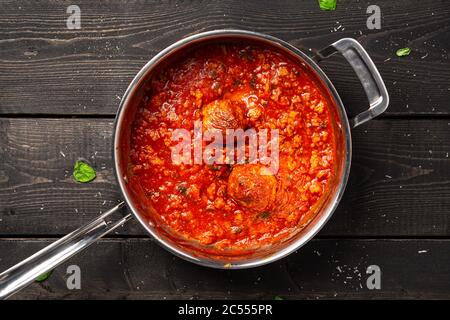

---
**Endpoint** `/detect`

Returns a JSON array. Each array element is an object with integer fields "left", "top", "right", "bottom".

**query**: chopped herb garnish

[
  {"left": 73, "top": 160, "right": 96, "bottom": 183},
  {"left": 231, "top": 226, "right": 242, "bottom": 234},
  {"left": 35, "top": 270, "right": 53, "bottom": 282},
  {"left": 239, "top": 50, "right": 254, "bottom": 61},
  {"left": 274, "top": 296, "right": 284, "bottom": 300},
  {"left": 319, "top": 0, "right": 337, "bottom": 11},
  {"left": 209, "top": 70, "right": 218, "bottom": 79},
  {"left": 396, "top": 47, "right": 411, "bottom": 57},
  {"left": 176, "top": 183, "right": 188, "bottom": 195},
  {"left": 211, "top": 81, "right": 221, "bottom": 91},
  {"left": 259, "top": 211, "right": 271, "bottom": 219},
  {"left": 249, "top": 76, "right": 257, "bottom": 89}
]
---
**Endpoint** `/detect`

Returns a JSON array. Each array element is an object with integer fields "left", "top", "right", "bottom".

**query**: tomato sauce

[{"left": 129, "top": 42, "right": 336, "bottom": 252}]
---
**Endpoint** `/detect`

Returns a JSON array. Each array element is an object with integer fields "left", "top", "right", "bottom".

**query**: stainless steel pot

[{"left": 0, "top": 30, "right": 389, "bottom": 299}]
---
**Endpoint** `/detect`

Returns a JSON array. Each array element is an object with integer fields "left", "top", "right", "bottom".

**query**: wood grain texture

[
  {"left": 1, "top": 118, "right": 449, "bottom": 237},
  {"left": 1, "top": 238, "right": 448, "bottom": 299},
  {"left": 0, "top": 0, "right": 449, "bottom": 115},
  {"left": 1, "top": 0, "right": 450, "bottom": 301}
]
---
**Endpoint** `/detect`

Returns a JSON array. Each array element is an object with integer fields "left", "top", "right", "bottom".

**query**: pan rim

[{"left": 113, "top": 29, "right": 352, "bottom": 269}]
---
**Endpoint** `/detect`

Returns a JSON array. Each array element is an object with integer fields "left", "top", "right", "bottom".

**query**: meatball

[
  {"left": 202, "top": 99, "right": 245, "bottom": 132},
  {"left": 227, "top": 164, "right": 277, "bottom": 212}
]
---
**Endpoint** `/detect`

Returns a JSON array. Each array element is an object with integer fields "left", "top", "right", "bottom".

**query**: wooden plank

[
  {"left": 0, "top": 238, "right": 448, "bottom": 299},
  {"left": 0, "top": 0, "right": 449, "bottom": 115},
  {"left": 1, "top": 118, "right": 449, "bottom": 237}
]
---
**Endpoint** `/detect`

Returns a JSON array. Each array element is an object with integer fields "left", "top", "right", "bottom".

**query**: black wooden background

[{"left": 0, "top": 0, "right": 449, "bottom": 299}]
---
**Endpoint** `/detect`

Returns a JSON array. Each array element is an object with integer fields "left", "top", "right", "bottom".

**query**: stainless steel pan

[{"left": 0, "top": 30, "right": 389, "bottom": 299}]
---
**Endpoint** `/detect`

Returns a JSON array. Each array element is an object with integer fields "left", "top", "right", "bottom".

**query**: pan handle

[
  {"left": 315, "top": 38, "right": 389, "bottom": 128},
  {"left": 0, "top": 201, "right": 131, "bottom": 299}
]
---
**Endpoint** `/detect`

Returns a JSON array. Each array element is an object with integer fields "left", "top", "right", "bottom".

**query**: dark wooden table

[{"left": 1, "top": 0, "right": 449, "bottom": 299}]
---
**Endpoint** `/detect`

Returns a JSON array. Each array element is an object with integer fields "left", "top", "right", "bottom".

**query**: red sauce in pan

[{"left": 129, "top": 42, "right": 336, "bottom": 252}]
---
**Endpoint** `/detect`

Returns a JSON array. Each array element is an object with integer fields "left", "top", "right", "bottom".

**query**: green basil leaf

[
  {"left": 73, "top": 160, "right": 96, "bottom": 183},
  {"left": 319, "top": 0, "right": 337, "bottom": 11},
  {"left": 396, "top": 47, "right": 411, "bottom": 57},
  {"left": 35, "top": 270, "right": 53, "bottom": 282}
]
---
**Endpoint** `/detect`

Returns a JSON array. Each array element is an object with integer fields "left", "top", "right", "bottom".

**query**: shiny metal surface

[
  {"left": 316, "top": 38, "right": 390, "bottom": 128},
  {"left": 0, "top": 202, "right": 131, "bottom": 299},
  {"left": 0, "top": 30, "right": 389, "bottom": 299},
  {"left": 114, "top": 30, "right": 382, "bottom": 269}
]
